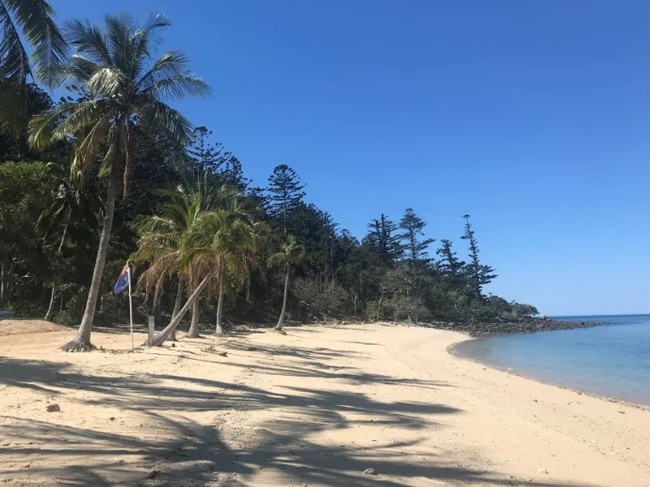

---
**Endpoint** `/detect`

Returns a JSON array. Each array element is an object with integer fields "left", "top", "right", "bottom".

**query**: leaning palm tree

[
  {"left": 267, "top": 234, "right": 304, "bottom": 332},
  {"left": 0, "top": 0, "right": 68, "bottom": 136},
  {"left": 29, "top": 13, "right": 209, "bottom": 351}
]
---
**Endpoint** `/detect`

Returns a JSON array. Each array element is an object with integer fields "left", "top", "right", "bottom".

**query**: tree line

[{"left": 0, "top": 2, "right": 538, "bottom": 350}]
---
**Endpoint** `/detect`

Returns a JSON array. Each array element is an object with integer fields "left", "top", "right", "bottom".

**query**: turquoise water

[{"left": 453, "top": 315, "right": 650, "bottom": 405}]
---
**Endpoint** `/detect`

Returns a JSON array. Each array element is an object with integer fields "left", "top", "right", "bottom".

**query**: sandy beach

[{"left": 0, "top": 320, "right": 648, "bottom": 487}]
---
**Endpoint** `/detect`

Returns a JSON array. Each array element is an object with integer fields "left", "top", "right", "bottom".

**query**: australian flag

[{"left": 113, "top": 263, "right": 130, "bottom": 294}]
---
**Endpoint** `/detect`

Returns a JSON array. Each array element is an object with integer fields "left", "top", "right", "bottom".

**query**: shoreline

[
  {"left": 446, "top": 335, "right": 650, "bottom": 411},
  {"left": 2, "top": 319, "right": 649, "bottom": 486}
]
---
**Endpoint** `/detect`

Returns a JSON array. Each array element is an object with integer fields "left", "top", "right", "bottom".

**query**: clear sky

[{"left": 50, "top": 0, "right": 650, "bottom": 316}]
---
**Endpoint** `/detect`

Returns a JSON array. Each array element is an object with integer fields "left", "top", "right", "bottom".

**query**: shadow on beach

[{"left": 0, "top": 341, "right": 594, "bottom": 487}]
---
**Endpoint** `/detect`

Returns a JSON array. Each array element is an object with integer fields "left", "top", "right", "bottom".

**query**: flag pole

[{"left": 127, "top": 261, "right": 134, "bottom": 351}]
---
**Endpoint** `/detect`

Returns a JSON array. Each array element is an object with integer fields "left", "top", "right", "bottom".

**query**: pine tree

[
  {"left": 266, "top": 164, "right": 306, "bottom": 235},
  {"left": 364, "top": 213, "right": 403, "bottom": 266},
  {"left": 187, "top": 126, "right": 222, "bottom": 175},
  {"left": 436, "top": 239, "right": 464, "bottom": 278},
  {"left": 398, "top": 208, "right": 434, "bottom": 263},
  {"left": 461, "top": 214, "right": 497, "bottom": 298}
]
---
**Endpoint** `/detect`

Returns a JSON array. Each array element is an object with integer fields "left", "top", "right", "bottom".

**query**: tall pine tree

[
  {"left": 436, "top": 239, "right": 464, "bottom": 278},
  {"left": 398, "top": 208, "right": 434, "bottom": 263},
  {"left": 266, "top": 164, "right": 306, "bottom": 235},
  {"left": 461, "top": 214, "right": 497, "bottom": 298},
  {"left": 364, "top": 213, "right": 402, "bottom": 266}
]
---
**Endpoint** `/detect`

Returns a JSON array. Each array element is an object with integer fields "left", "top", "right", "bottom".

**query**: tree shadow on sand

[{"left": 0, "top": 353, "right": 595, "bottom": 487}]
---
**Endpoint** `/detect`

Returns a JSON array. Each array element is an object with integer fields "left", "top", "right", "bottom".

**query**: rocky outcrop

[{"left": 426, "top": 317, "right": 601, "bottom": 337}]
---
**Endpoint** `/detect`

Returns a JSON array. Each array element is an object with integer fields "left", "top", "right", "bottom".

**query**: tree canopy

[{"left": 0, "top": 8, "right": 539, "bottom": 348}]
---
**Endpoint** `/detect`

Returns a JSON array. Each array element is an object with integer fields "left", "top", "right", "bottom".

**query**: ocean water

[{"left": 453, "top": 315, "right": 650, "bottom": 405}]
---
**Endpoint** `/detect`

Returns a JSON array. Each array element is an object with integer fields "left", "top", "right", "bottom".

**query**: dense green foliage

[{"left": 0, "top": 8, "right": 538, "bottom": 340}]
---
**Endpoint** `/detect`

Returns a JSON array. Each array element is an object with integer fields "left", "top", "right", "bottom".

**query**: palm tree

[
  {"left": 144, "top": 202, "right": 261, "bottom": 347},
  {"left": 29, "top": 13, "right": 209, "bottom": 351},
  {"left": 267, "top": 234, "right": 304, "bottom": 331},
  {"left": 131, "top": 173, "right": 214, "bottom": 338},
  {"left": 0, "top": 0, "right": 68, "bottom": 136},
  {"left": 193, "top": 201, "right": 261, "bottom": 336}
]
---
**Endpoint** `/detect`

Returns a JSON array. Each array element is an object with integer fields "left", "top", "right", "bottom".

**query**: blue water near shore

[{"left": 453, "top": 315, "right": 650, "bottom": 405}]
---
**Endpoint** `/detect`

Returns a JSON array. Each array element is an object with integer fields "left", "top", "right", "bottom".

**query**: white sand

[{"left": 0, "top": 320, "right": 648, "bottom": 486}]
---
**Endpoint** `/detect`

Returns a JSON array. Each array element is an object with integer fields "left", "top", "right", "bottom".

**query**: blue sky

[{"left": 51, "top": 1, "right": 650, "bottom": 316}]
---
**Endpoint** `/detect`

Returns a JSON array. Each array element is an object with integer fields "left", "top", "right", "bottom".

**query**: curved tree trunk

[
  {"left": 172, "top": 279, "right": 183, "bottom": 318},
  {"left": 44, "top": 286, "right": 57, "bottom": 322},
  {"left": 187, "top": 292, "right": 201, "bottom": 338},
  {"left": 169, "top": 279, "right": 184, "bottom": 341},
  {"left": 275, "top": 264, "right": 290, "bottom": 331},
  {"left": 45, "top": 214, "right": 70, "bottom": 321},
  {"left": 153, "top": 282, "right": 163, "bottom": 328},
  {"left": 63, "top": 171, "right": 119, "bottom": 352},
  {"left": 145, "top": 275, "right": 210, "bottom": 347},
  {"left": 215, "top": 272, "right": 225, "bottom": 336}
]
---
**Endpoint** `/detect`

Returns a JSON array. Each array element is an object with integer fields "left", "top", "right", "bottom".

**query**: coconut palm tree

[
  {"left": 143, "top": 201, "right": 261, "bottom": 347},
  {"left": 267, "top": 234, "right": 304, "bottom": 332},
  {"left": 29, "top": 13, "right": 209, "bottom": 351},
  {"left": 131, "top": 173, "right": 215, "bottom": 338},
  {"left": 202, "top": 207, "right": 260, "bottom": 336},
  {"left": 0, "top": 0, "right": 68, "bottom": 136}
]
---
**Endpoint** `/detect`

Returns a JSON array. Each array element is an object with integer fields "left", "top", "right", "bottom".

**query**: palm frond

[
  {"left": 3, "top": 0, "right": 69, "bottom": 86},
  {"left": 55, "top": 99, "right": 109, "bottom": 136},
  {"left": 0, "top": 2, "right": 30, "bottom": 80},
  {"left": 64, "top": 18, "right": 111, "bottom": 66},
  {"left": 129, "top": 12, "right": 170, "bottom": 79},
  {"left": 70, "top": 117, "right": 110, "bottom": 176},
  {"left": 28, "top": 101, "right": 75, "bottom": 149},
  {"left": 65, "top": 55, "right": 100, "bottom": 84},
  {"left": 86, "top": 66, "right": 126, "bottom": 96},
  {"left": 136, "top": 99, "right": 194, "bottom": 145},
  {"left": 104, "top": 13, "right": 134, "bottom": 74},
  {"left": 137, "top": 51, "right": 188, "bottom": 88},
  {"left": 143, "top": 73, "right": 210, "bottom": 102}
]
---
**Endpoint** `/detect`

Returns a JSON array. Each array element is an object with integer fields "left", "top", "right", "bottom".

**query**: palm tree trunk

[
  {"left": 0, "top": 259, "right": 6, "bottom": 308},
  {"left": 187, "top": 291, "right": 201, "bottom": 338},
  {"left": 172, "top": 279, "right": 183, "bottom": 318},
  {"left": 146, "top": 275, "right": 210, "bottom": 347},
  {"left": 276, "top": 264, "right": 290, "bottom": 331},
  {"left": 169, "top": 279, "right": 184, "bottom": 341},
  {"left": 63, "top": 171, "right": 118, "bottom": 352},
  {"left": 44, "top": 286, "right": 57, "bottom": 321},
  {"left": 215, "top": 272, "right": 225, "bottom": 336},
  {"left": 153, "top": 282, "right": 163, "bottom": 328},
  {"left": 45, "top": 215, "right": 70, "bottom": 321}
]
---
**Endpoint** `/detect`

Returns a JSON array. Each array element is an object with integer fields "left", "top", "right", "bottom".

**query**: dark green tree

[
  {"left": 398, "top": 208, "right": 434, "bottom": 263},
  {"left": 461, "top": 214, "right": 497, "bottom": 298},
  {"left": 267, "top": 164, "right": 305, "bottom": 235},
  {"left": 0, "top": 161, "right": 54, "bottom": 308},
  {"left": 363, "top": 214, "right": 402, "bottom": 266},
  {"left": 38, "top": 162, "right": 99, "bottom": 321},
  {"left": 436, "top": 239, "right": 464, "bottom": 279},
  {"left": 0, "top": 84, "right": 54, "bottom": 160}
]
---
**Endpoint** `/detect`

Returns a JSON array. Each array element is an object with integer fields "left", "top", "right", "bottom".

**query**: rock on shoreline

[{"left": 427, "top": 317, "right": 602, "bottom": 337}]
